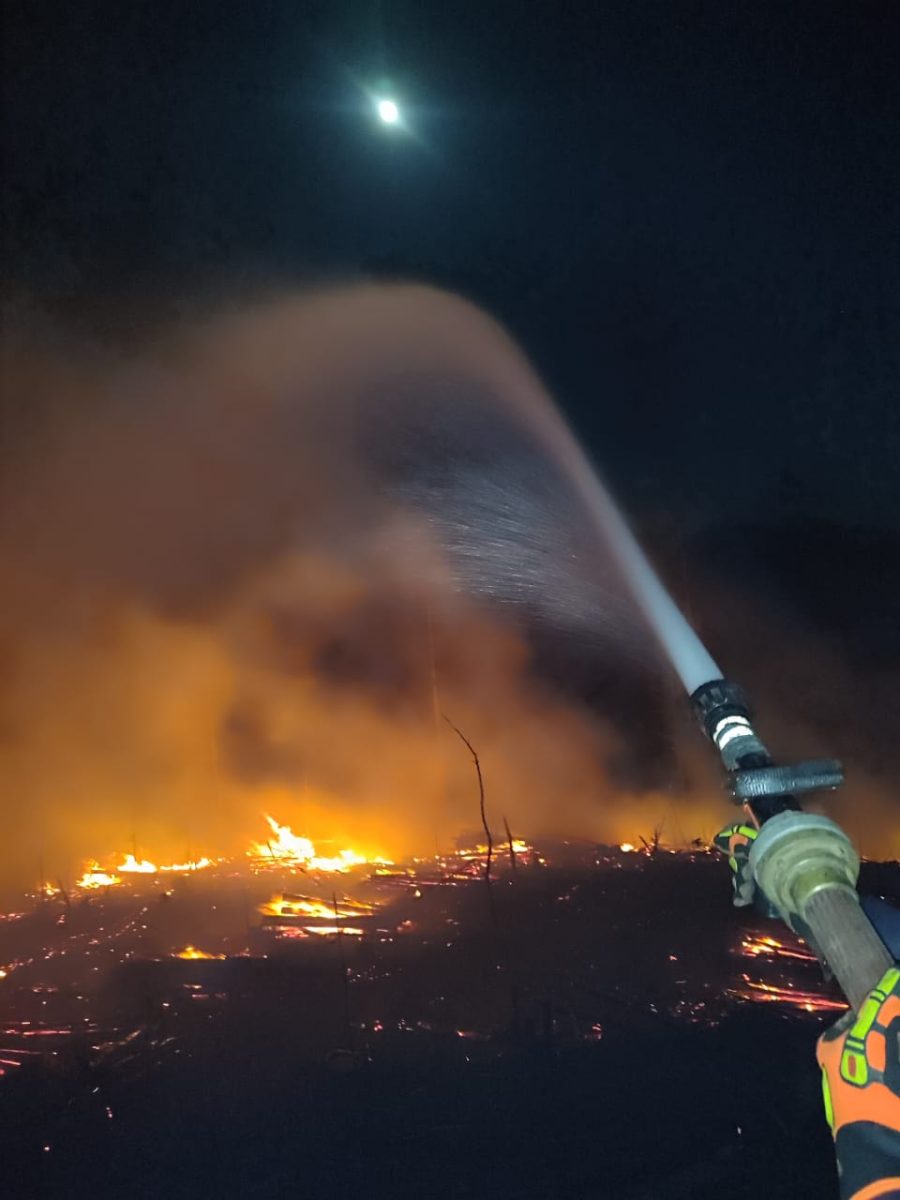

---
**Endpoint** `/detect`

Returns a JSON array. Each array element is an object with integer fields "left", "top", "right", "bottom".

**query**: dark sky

[{"left": 3, "top": 0, "right": 899, "bottom": 527}]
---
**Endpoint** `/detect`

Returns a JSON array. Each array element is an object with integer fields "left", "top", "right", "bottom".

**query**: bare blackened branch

[
  {"left": 502, "top": 815, "right": 518, "bottom": 875},
  {"left": 443, "top": 714, "right": 493, "bottom": 887}
]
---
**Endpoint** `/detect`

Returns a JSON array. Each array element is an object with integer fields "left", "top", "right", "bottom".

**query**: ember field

[{"left": 3, "top": 845, "right": 896, "bottom": 1200}]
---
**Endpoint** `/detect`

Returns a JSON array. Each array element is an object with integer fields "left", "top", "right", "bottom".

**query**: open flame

[
  {"left": 71, "top": 809, "right": 378, "bottom": 890},
  {"left": 118, "top": 854, "right": 157, "bottom": 874},
  {"left": 72, "top": 850, "right": 215, "bottom": 890},
  {"left": 174, "top": 945, "right": 226, "bottom": 960},
  {"left": 160, "top": 858, "right": 213, "bottom": 873},
  {"left": 248, "top": 815, "right": 378, "bottom": 873},
  {"left": 75, "top": 863, "right": 121, "bottom": 889}
]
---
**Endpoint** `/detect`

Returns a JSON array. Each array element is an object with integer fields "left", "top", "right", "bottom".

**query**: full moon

[{"left": 376, "top": 98, "right": 400, "bottom": 125}]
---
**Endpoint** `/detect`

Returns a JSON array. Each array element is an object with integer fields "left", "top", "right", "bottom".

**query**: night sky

[{"left": 3, "top": 0, "right": 899, "bottom": 529}]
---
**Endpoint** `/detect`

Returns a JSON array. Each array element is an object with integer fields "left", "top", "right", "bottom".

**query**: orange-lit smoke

[
  {"left": 0, "top": 285, "right": 694, "bottom": 896},
  {"left": 1, "top": 283, "right": 891, "bottom": 898}
]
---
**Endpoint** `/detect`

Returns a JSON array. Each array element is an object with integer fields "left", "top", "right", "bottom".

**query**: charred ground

[{"left": 4, "top": 846, "right": 895, "bottom": 1199}]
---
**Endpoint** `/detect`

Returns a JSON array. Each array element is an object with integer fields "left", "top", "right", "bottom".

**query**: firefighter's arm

[{"left": 818, "top": 966, "right": 900, "bottom": 1200}]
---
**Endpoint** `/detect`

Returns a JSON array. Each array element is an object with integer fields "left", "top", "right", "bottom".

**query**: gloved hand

[
  {"left": 713, "top": 819, "right": 760, "bottom": 907},
  {"left": 818, "top": 965, "right": 900, "bottom": 1199}
]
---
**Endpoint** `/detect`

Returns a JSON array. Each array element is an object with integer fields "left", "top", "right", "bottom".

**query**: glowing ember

[
  {"left": 303, "top": 926, "right": 365, "bottom": 937},
  {"left": 619, "top": 843, "right": 636, "bottom": 853},
  {"left": 734, "top": 930, "right": 844, "bottom": 1013},
  {"left": 248, "top": 815, "right": 373, "bottom": 873},
  {"left": 75, "top": 863, "right": 121, "bottom": 890},
  {"left": 464, "top": 838, "right": 531, "bottom": 858},
  {"left": 730, "top": 976, "right": 847, "bottom": 1013},
  {"left": 174, "top": 945, "right": 225, "bottom": 960},
  {"left": 739, "top": 933, "right": 816, "bottom": 963}
]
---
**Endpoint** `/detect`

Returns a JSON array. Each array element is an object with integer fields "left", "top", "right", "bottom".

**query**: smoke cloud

[
  {"left": 0, "top": 284, "right": 694, "bottom": 897},
  {"left": 2, "top": 282, "right": 892, "bottom": 899}
]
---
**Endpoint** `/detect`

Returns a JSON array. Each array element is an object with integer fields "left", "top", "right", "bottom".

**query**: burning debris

[
  {"left": 174, "top": 945, "right": 226, "bottom": 960},
  {"left": 3, "top": 827, "right": 891, "bottom": 1200},
  {"left": 257, "top": 894, "right": 377, "bottom": 921},
  {"left": 75, "top": 864, "right": 122, "bottom": 890},
  {"left": 247, "top": 815, "right": 378, "bottom": 874},
  {"left": 257, "top": 892, "right": 381, "bottom": 941},
  {"left": 4, "top": 835, "right": 870, "bottom": 1044}
]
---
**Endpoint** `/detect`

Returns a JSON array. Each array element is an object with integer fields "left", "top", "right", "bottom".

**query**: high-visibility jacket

[{"left": 818, "top": 966, "right": 900, "bottom": 1199}]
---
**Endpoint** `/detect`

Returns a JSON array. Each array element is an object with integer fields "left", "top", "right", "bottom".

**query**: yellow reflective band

[
  {"left": 820, "top": 1067, "right": 835, "bottom": 1133},
  {"left": 728, "top": 855, "right": 737, "bottom": 871},
  {"left": 877, "top": 966, "right": 900, "bottom": 995},
  {"left": 850, "top": 995, "right": 883, "bottom": 1042},
  {"left": 737, "top": 825, "right": 757, "bottom": 840}
]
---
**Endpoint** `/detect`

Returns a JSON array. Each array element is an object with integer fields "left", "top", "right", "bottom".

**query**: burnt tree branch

[{"left": 443, "top": 714, "right": 493, "bottom": 887}]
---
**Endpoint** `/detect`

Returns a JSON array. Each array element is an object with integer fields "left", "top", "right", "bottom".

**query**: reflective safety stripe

[
  {"left": 852, "top": 995, "right": 886, "bottom": 1043},
  {"left": 821, "top": 1066, "right": 835, "bottom": 1133},
  {"left": 841, "top": 967, "right": 900, "bottom": 1087},
  {"left": 716, "top": 724, "right": 754, "bottom": 750},
  {"left": 712, "top": 716, "right": 753, "bottom": 746}
]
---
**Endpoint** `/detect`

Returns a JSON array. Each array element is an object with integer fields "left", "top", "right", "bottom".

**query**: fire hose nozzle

[
  {"left": 691, "top": 681, "right": 841, "bottom": 817},
  {"left": 749, "top": 811, "right": 892, "bottom": 1011},
  {"left": 690, "top": 679, "right": 771, "bottom": 770}
]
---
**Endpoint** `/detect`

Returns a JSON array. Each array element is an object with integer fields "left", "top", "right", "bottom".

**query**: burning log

[{"left": 257, "top": 894, "right": 377, "bottom": 921}]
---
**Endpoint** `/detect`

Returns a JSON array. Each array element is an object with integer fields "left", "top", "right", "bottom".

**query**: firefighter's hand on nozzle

[
  {"left": 817, "top": 966, "right": 900, "bottom": 1199},
  {"left": 713, "top": 820, "right": 759, "bottom": 907}
]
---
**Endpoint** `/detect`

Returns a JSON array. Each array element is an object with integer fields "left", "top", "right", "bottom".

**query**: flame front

[{"left": 69, "top": 813, "right": 378, "bottom": 892}]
